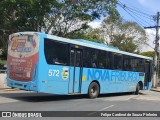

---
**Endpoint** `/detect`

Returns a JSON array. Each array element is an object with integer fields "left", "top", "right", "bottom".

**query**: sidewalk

[
  {"left": 0, "top": 88, "right": 19, "bottom": 92},
  {"left": 151, "top": 87, "right": 160, "bottom": 92}
]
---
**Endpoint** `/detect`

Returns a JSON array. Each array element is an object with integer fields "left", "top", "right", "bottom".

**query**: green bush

[
  {"left": 0, "top": 59, "right": 7, "bottom": 65},
  {"left": 140, "top": 51, "right": 154, "bottom": 57},
  {"left": 0, "top": 48, "right": 7, "bottom": 60}
]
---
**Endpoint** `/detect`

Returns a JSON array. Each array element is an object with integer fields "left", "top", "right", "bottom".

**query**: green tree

[
  {"left": 0, "top": 30, "right": 9, "bottom": 60},
  {"left": 0, "top": 0, "right": 54, "bottom": 32},
  {"left": 68, "top": 28, "right": 104, "bottom": 43},
  {"left": 101, "top": 17, "right": 147, "bottom": 52},
  {"left": 44, "top": 0, "right": 119, "bottom": 36},
  {"left": 140, "top": 51, "right": 154, "bottom": 57},
  {"left": 110, "top": 34, "right": 137, "bottom": 52},
  {"left": 0, "top": 0, "right": 119, "bottom": 35},
  {"left": 0, "top": 0, "right": 119, "bottom": 59}
]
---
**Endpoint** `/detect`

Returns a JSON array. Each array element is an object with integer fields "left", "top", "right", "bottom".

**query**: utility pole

[{"left": 144, "top": 12, "right": 160, "bottom": 88}]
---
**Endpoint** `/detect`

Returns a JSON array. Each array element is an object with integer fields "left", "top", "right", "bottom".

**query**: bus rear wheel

[
  {"left": 88, "top": 82, "right": 99, "bottom": 99},
  {"left": 135, "top": 83, "right": 140, "bottom": 95}
]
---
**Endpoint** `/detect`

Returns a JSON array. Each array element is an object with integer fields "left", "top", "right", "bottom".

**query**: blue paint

[
  {"left": 121, "top": 72, "right": 126, "bottom": 81},
  {"left": 111, "top": 70, "right": 117, "bottom": 81},
  {"left": 88, "top": 69, "right": 110, "bottom": 81},
  {"left": 87, "top": 69, "right": 140, "bottom": 82}
]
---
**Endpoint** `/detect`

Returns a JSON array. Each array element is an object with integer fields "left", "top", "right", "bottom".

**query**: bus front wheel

[
  {"left": 135, "top": 83, "right": 140, "bottom": 95},
  {"left": 88, "top": 82, "right": 99, "bottom": 99}
]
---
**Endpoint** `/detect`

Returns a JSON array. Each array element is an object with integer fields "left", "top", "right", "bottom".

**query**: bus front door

[
  {"left": 69, "top": 48, "right": 83, "bottom": 93},
  {"left": 144, "top": 61, "right": 151, "bottom": 89}
]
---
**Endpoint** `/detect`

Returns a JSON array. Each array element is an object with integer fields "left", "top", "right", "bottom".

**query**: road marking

[
  {"left": 98, "top": 105, "right": 115, "bottom": 111},
  {"left": 97, "top": 95, "right": 138, "bottom": 101},
  {"left": 88, "top": 105, "right": 114, "bottom": 116},
  {"left": 125, "top": 95, "right": 137, "bottom": 101}
]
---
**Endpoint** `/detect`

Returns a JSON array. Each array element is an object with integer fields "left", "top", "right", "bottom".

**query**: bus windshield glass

[{"left": 7, "top": 33, "right": 39, "bottom": 81}]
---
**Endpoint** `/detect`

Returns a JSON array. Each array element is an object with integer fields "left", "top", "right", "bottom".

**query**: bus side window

[
  {"left": 106, "top": 52, "right": 112, "bottom": 69},
  {"left": 92, "top": 62, "right": 97, "bottom": 68},
  {"left": 113, "top": 53, "right": 122, "bottom": 70},
  {"left": 99, "top": 63, "right": 104, "bottom": 68},
  {"left": 83, "top": 47, "right": 98, "bottom": 68},
  {"left": 44, "top": 38, "right": 69, "bottom": 66},
  {"left": 97, "top": 50, "right": 106, "bottom": 69},
  {"left": 137, "top": 59, "right": 144, "bottom": 72},
  {"left": 130, "top": 58, "right": 137, "bottom": 71},
  {"left": 83, "top": 47, "right": 92, "bottom": 68},
  {"left": 123, "top": 55, "right": 132, "bottom": 71}
]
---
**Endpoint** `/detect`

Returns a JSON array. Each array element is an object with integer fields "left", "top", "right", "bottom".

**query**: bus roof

[
  {"left": 11, "top": 32, "right": 153, "bottom": 60},
  {"left": 74, "top": 39, "right": 153, "bottom": 60},
  {"left": 75, "top": 39, "right": 119, "bottom": 50}
]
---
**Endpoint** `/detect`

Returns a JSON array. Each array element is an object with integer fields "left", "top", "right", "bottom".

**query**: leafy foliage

[
  {"left": 100, "top": 17, "right": 147, "bottom": 52},
  {"left": 110, "top": 34, "right": 137, "bottom": 52},
  {"left": 140, "top": 51, "right": 154, "bottom": 57},
  {"left": 0, "top": 48, "right": 7, "bottom": 60},
  {"left": 0, "top": 0, "right": 119, "bottom": 59},
  {"left": 0, "top": 0, "right": 119, "bottom": 34},
  {"left": 67, "top": 28, "right": 104, "bottom": 43}
]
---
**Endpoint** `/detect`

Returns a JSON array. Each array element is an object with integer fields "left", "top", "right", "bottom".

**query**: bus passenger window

[
  {"left": 83, "top": 47, "right": 98, "bottom": 68},
  {"left": 136, "top": 59, "right": 144, "bottom": 72},
  {"left": 75, "top": 51, "right": 81, "bottom": 67},
  {"left": 92, "top": 62, "right": 96, "bottom": 68},
  {"left": 99, "top": 63, "right": 104, "bottom": 68},
  {"left": 97, "top": 50, "right": 107, "bottom": 69},
  {"left": 123, "top": 55, "right": 132, "bottom": 71},
  {"left": 130, "top": 58, "right": 144, "bottom": 72},
  {"left": 83, "top": 48, "right": 92, "bottom": 68},
  {"left": 44, "top": 39, "right": 69, "bottom": 65},
  {"left": 113, "top": 53, "right": 122, "bottom": 70}
]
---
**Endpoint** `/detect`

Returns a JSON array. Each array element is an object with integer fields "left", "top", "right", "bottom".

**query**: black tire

[
  {"left": 88, "top": 82, "right": 99, "bottom": 99},
  {"left": 135, "top": 83, "right": 140, "bottom": 95}
]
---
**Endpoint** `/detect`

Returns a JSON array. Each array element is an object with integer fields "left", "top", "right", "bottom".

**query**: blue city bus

[{"left": 7, "top": 32, "right": 153, "bottom": 98}]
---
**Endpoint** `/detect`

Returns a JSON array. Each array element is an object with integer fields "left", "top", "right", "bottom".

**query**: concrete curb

[
  {"left": 0, "top": 88, "right": 19, "bottom": 92},
  {"left": 150, "top": 88, "right": 160, "bottom": 92}
]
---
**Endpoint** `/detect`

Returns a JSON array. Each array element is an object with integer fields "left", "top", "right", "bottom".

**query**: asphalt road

[{"left": 0, "top": 90, "right": 160, "bottom": 120}]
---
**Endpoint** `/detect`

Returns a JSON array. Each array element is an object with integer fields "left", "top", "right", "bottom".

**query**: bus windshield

[{"left": 7, "top": 33, "right": 39, "bottom": 82}]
